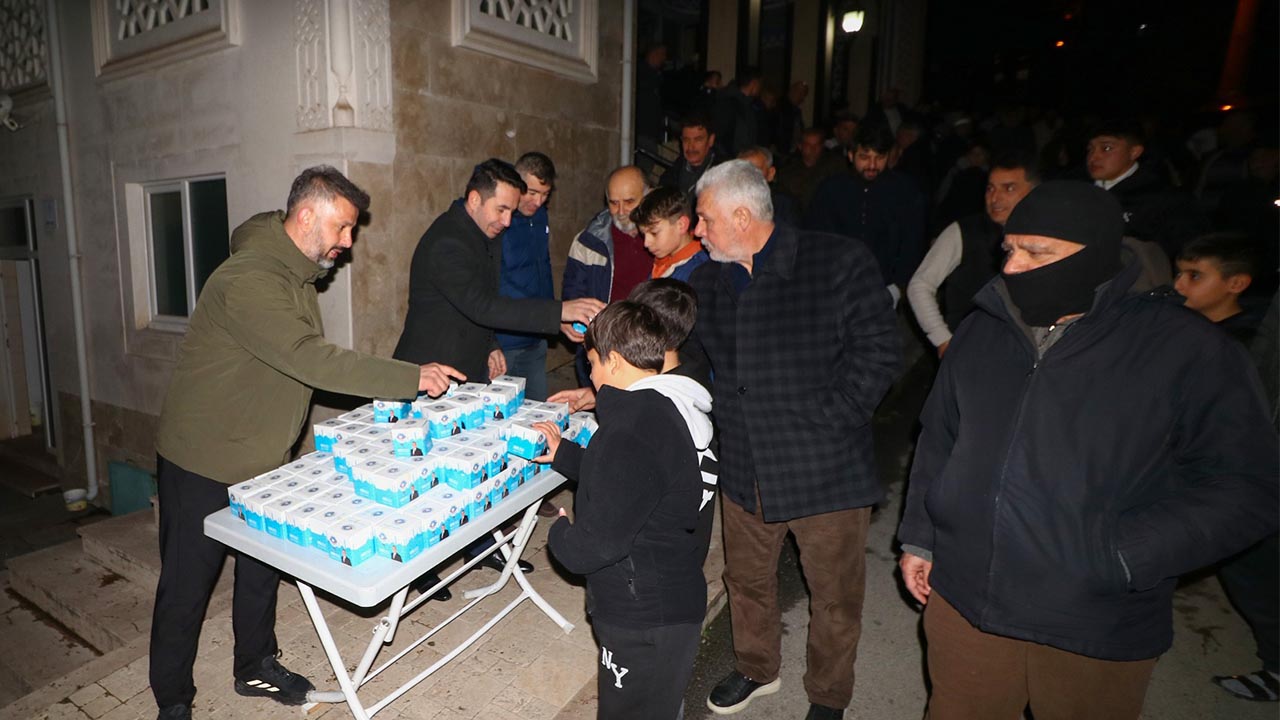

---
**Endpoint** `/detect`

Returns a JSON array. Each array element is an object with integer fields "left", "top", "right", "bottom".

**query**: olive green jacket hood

[{"left": 157, "top": 211, "right": 418, "bottom": 484}]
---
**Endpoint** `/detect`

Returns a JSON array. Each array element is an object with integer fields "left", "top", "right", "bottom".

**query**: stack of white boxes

[{"left": 226, "top": 376, "right": 595, "bottom": 568}]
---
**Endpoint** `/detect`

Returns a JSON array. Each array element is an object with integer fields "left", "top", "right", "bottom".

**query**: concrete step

[
  {"left": 78, "top": 509, "right": 235, "bottom": 603},
  {"left": 0, "top": 570, "right": 99, "bottom": 708},
  {"left": 78, "top": 510, "right": 161, "bottom": 590},
  {"left": 7, "top": 541, "right": 153, "bottom": 654}
]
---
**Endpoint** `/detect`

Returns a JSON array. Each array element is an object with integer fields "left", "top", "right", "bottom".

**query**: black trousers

[
  {"left": 593, "top": 619, "right": 701, "bottom": 720},
  {"left": 1218, "top": 532, "right": 1280, "bottom": 672},
  {"left": 150, "top": 456, "right": 280, "bottom": 708}
]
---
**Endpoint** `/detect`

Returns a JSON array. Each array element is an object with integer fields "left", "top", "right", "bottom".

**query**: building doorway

[{"left": 0, "top": 197, "right": 55, "bottom": 454}]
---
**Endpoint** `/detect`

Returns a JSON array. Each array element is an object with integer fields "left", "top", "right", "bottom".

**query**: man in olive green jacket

[{"left": 150, "top": 167, "right": 461, "bottom": 720}]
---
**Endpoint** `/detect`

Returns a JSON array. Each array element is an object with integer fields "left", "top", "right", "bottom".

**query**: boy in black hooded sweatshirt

[{"left": 533, "top": 300, "right": 714, "bottom": 720}]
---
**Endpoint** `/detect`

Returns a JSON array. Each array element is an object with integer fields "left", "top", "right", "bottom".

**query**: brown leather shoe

[{"left": 536, "top": 499, "right": 558, "bottom": 517}]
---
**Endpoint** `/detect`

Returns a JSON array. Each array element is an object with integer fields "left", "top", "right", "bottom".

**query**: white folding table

[{"left": 204, "top": 470, "right": 573, "bottom": 720}]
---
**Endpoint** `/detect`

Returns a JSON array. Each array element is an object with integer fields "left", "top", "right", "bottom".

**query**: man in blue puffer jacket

[
  {"left": 497, "top": 152, "right": 558, "bottom": 401},
  {"left": 897, "top": 181, "right": 1279, "bottom": 720}
]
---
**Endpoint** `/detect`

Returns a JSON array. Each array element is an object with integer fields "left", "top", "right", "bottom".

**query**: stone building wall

[
  {"left": 346, "top": 0, "right": 624, "bottom": 359},
  {"left": 1, "top": 0, "right": 622, "bottom": 499}
]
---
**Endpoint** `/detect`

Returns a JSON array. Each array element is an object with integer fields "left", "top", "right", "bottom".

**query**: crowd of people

[{"left": 146, "top": 61, "right": 1278, "bottom": 720}]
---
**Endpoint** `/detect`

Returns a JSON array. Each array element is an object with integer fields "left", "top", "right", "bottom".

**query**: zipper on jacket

[{"left": 981, "top": 321, "right": 1075, "bottom": 625}]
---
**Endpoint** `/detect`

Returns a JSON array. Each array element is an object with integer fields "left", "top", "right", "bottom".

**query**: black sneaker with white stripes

[{"left": 233, "top": 654, "right": 314, "bottom": 705}]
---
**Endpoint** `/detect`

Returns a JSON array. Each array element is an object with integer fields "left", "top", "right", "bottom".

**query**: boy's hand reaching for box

[{"left": 531, "top": 421, "right": 562, "bottom": 463}]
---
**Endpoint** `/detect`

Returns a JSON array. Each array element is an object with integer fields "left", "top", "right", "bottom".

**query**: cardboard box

[
  {"left": 534, "top": 401, "right": 570, "bottom": 430},
  {"left": 399, "top": 453, "right": 444, "bottom": 495},
  {"left": 411, "top": 501, "right": 447, "bottom": 547},
  {"left": 252, "top": 468, "right": 296, "bottom": 485},
  {"left": 370, "top": 461, "right": 417, "bottom": 507},
  {"left": 349, "top": 458, "right": 388, "bottom": 500},
  {"left": 427, "top": 488, "right": 466, "bottom": 532},
  {"left": 571, "top": 411, "right": 599, "bottom": 447},
  {"left": 227, "top": 479, "right": 264, "bottom": 521},
  {"left": 292, "top": 501, "right": 331, "bottom": 546},
  {"left": 375, "top": 514, "right": 424, "bottom": 562},
  {"left": 310, "top": 505, "right": 348, "bottom": 552},
  {"left": 451, "top": 393, "right": 487, "bottom": 431},
  {"left": 391, "top": 418, "right": 431, "bottom": 458},
  {"left": 480, "top": 384, "right": 519, "bottom": 420},
  {"left": 472, "top": 439, "right": 507, "bottom": 478},
  {"left": 325, "top": 518, "right": 376, "bottom": 566},
  {"left": 373, "top": 398, "right": 412, "bottom": 424},
  {"left": 332, "top": 438, "right": 366, "bottom": 475},
  {"left": 313, "top": 418, "right": 346, "bottom": 452},
  {"left": 242, "top": 487, "right": 286, "bottom": 532},
  {"left": 506, "top": 422, "right": 548, "bottom": 460},
  {"left": 445, "top": 447, "right": 485, "bottom": 491},
  {"left": 422, "top": 402, "right": 463, "bottom": 440},
  {"left": 489, "top": 376, "right": 526, "bottom": 404}
]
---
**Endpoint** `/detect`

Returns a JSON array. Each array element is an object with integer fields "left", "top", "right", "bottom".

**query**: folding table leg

[{"left": 296, "top": 581, "right": 372, "bottom": 720}]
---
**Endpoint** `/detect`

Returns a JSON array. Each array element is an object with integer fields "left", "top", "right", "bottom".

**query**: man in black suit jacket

[
  {"left": 392, "top": 158, "right": 602, "bottom": 382},
  {"left": 688, "top": 160, "right": 901, "bottom": 720}
]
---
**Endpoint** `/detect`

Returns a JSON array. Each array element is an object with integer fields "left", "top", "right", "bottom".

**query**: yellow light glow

[
  {"left": 842, "top": 11, "right": 865, "bottom": 33},
  {"left": 1221, "top": 104, "right": 1234, "bottom": 111}
]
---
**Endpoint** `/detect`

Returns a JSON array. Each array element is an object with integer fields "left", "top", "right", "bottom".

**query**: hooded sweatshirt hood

[{"left": 628, "top": 373, "right": 714, "bottom": 452}]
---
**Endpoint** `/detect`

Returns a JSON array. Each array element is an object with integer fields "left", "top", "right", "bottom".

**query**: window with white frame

[{"left": 142, "top": 176, "right": 229, "bottom": 323}]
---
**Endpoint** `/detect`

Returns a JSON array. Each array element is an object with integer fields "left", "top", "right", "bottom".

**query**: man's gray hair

[
  {"left": 738, "top": 146, "right": 774, "bottom": 169},
  {"left": 695, "top": 159, "right": 774, "bottom": 222}
]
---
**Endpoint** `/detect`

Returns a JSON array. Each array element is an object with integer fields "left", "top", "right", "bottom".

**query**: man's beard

[
  {"left": 612, "top": 216, "right": 637, "bottom": 235},
  {"left": 305, "top": 224, "right": 337, "bottom": 270}
]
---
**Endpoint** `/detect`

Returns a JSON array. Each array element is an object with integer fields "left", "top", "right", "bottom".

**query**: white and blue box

[
  {"left": 370, "top": 461, "right": 416, "bottom": 508},
  {"left": 428, "top": 488, "right": 466, "bottom": 533},
  {"left": 242, "top": 487, "right": 286, "bottom": 532},
  {"left": 490, "top": 376, "right": 526, "bottom": 404},
  {"left": 534, "top": 401, "right": 571, "bottom": 430},
  {"left": 451, "top": 393, "right": 487, "bottom": 431},
  {"left": 350, "top": 458, "right": 388, "bottom": 500},
  {"left": 400, "top": 452, "right": 444, "bottom": 494},
  {"left": 263, "top": 495, "right": 301, "bottom": 540},
  {"left": 422, "top": 402, "right": 463, "bottom": 439},
  {"left": 313, "top": 418, "right": 347, "bottom": 452},
  {"left": 570, "top": 411, "right": 599, "bottom": 446},
  {"left": 227, "top": 479, "right": 266, "bottom": 522},
  {"left": 411, "top": 501, "right": 447, "bottom": 547},
  {"left": 310, "top": 505, "right": 348, "bottom": 553},
  {"left": 391, "top": 418, "right": 430, "bottom": 458},
  {"left": 375, "top": 514, "right": 423, "bottom": 562},
  {"left": 326, "top": 518, "right": 376, "bottom": 566},
  {"left": 480, "top": 385, "right": 519, "bottom": 420},
  {"left": 506, "top": 421, "right": 548, "bottom": 460},
  {"left": 373, "top": 398, "right": 412, "bottom": 424},
  {"left": 292, "top": 501, "right": 331, "bottom": 546},
  {"left": 333, "top": 438, "right": 366, "bottom": 475},
  {"left": 473, "top": 439, "right": 507, "bottom": 478},
  {"left": 445, "top": 447, "right": 485, "bottom": 491}
]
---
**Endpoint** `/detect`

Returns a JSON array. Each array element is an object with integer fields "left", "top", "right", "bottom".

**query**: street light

[{"left": 842, "top": 10, "right": 865, "bottom": 33}]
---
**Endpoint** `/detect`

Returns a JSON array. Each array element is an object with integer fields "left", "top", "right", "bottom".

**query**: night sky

[{"left": 923, "top": 0, "right": 1278, "bottom": 118}]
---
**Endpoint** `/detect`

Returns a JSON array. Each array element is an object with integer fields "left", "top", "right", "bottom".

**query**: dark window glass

[
  {"left": 189, "top": 178, "right": 229, "bottom": 299},
  {"left": 149, "top": 191, "right": 187, "bottom": 317}
]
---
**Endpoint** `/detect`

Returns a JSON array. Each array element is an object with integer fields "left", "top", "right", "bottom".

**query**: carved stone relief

[
  {"left": 454, "top": 0, "right": 598, "bottom": 83},
  {"left": 90, "top": 0, "right": 239, "bottom": 78},
  {"left": 294, "top": 0, "right": 391, "bottom": 133},
  {"left": 0, "top": 0, "right": 48, "bottom": 92}
]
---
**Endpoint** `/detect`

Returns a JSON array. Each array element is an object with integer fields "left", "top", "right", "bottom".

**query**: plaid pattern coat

[{"left": 687, "top": 224, "right": 901, "bottom": 521}]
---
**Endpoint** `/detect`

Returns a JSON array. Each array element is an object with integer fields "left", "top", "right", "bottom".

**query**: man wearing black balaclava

[{"left": 895, "top": 181, "right": 1280, "bottom": 719}]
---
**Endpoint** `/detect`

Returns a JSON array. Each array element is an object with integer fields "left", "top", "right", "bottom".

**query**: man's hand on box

[
  {"left": 531, "top": 421, "right": 562, "bottom": 463},
  {"left": 487, "top": 349, "right": 507, "bottom": 380},
  {"left": 418, "top": 363, "right": 466, "bottom": 397},
  {"left": 548, "top": 387, "right": 597, "bottom": 413}
]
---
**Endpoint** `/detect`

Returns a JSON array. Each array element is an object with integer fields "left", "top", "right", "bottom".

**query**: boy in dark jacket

[{"left": 534, "top": 301, "right": 714, "bottom": 720}]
